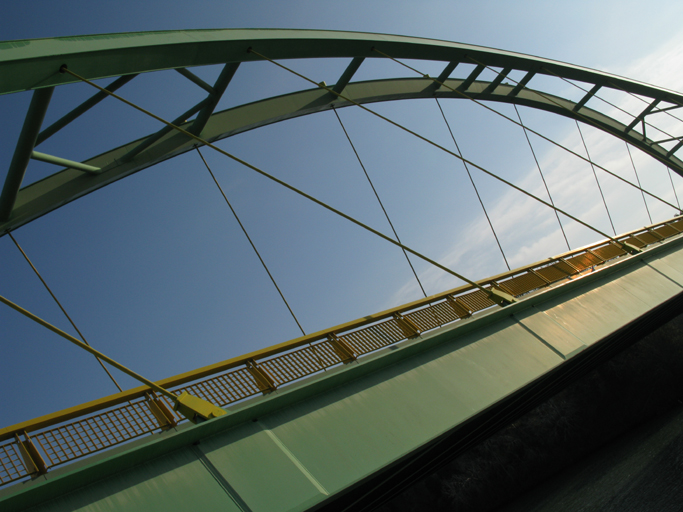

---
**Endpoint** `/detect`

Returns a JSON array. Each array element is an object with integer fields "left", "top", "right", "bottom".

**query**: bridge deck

[{"left": 2, "top": 235, "right": 683, "bottom": 512}]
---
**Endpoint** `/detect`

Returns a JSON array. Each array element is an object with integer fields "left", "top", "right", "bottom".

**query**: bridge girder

[{"left": 2, "top": 29, "right": 683, "bottom": 233}]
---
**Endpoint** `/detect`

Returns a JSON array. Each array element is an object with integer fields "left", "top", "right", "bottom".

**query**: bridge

[{"left": 1, "top": 30, "right": 683, "bottom": 511}]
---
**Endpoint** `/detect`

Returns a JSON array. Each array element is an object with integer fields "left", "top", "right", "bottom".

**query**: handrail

[
  {"left": 1, "top": 214, "right": 680, "bottom": 442},
  {"left": 1, "top": 214, "right": 682, "bottom": 487}
]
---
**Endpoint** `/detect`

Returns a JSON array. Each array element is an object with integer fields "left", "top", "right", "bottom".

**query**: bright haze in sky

[{"left": 1, "top": 0, "right": 683, "bottom": 427}]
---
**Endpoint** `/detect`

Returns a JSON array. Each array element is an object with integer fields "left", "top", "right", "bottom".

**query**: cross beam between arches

[{"left": 2, "top": 29, "right": 683, "bottom": 235}]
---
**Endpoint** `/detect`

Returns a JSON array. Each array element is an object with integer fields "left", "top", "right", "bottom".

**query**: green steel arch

[{"left": 2, "top": 29, "right": 683, "bottom": 235}]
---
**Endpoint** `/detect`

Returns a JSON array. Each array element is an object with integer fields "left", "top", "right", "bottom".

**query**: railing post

[
  {"left": 246, "top": 359, "right": 278, "bottom": 394},
  {"left": 146, "top": 393, "right": 178, "bottom": 430},
  {"left": 447, "top": 295, "right": 472, "bottom": 318},
  {"left": 15, "top": 431, "right": 47, "bottom": 477},
  {"left": 328, "top": 333, "right": 357, "bottom": 363},
  {"left": 393, "top": 313, "right": 421, "bottom": 338}
]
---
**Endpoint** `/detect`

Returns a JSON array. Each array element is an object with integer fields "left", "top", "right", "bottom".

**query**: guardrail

[{"left": 2, "top": 215, "right": 682, "bottom": 487}]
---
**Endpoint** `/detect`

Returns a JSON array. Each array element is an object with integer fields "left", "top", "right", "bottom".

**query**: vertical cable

[
  {"left": 576, "top": 121, "right": 617, "bottom": 236},
  {"left": 625, "top": 142, "right": 653, "bottom": 224},
  {"left": 667, "top": 166, "right": 681, "bottom": 211},
  {"left": 195, "top": 147, "right": 306, "bottom": 337},
  {"left": 514, "top": 105, "right": 571, "bottom": 251},
  {"left": 435, "top": 98, "right": 511, "bottom": 271},
  {"left": 8, "top": 232, "right": 123, "bottom": 392},
  {"left": 333, "top": 108, "right": 429, "bottom": 298}
]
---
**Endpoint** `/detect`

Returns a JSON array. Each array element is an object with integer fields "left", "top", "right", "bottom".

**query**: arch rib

[{"left": 2, "top": 76, "right": 682, "bottom": 235}]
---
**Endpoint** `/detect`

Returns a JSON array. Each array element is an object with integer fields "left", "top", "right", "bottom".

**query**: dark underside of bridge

[{"left": 313, "top": 291, "right": 683, "bottom": 512}]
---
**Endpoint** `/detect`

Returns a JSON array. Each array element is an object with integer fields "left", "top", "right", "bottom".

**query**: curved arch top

[
  {"left": 1, "top": 29, "right": 683, "bottom": 234},
  {"left": 1, "top": 28, "right": 681, "bottom": 100}
]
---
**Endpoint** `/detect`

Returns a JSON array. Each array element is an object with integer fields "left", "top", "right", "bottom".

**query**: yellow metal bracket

[
  {"left": 487, "top": 287, "right": 517, "bottom": 306},
  {"left": 447, "top": 295, "right": 472, "bottom": 318},
  {"left": 621, "top": 241, "right": 643, "bottom": 254},
  {"left": 15, "top": 431, "right": 47, "bottom": 477},
  {"left": 529, "top": 268, "right": 551, "bottom": 284},
  {"left": 146, "top": 393, "right": 178, "bottom": 430},
  {"left": 172, "top": 392, "right": 227, "bottom": 424},
  {"left": 246, "top": 359, "right": 278, "bottom": 394},
  {"left": 394, "top": 313, "right": 421, "bottom": 338},
  {"left": 560, "top": 257, "right": 581, "bottom": 273},
  {"left": 328, "top": 333, "right": 357, "bottom": 362}
]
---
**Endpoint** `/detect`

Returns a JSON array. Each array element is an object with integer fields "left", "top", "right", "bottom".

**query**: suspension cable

[
  {"left": 370, "top": 48, "right": 679, "bottom": 213},
  {"left": 8, "top": 232, "right": 123, "bottom": 392},
  {"left": 667, "top": 167, "right": 681, "bottom": 210},
  {"left": 61, "top": 65, "right": 495, "bottom": 295},
  {"left": 469, "top": 56, "right": 682, "bottom": 168},
  {"left": 576, "top": 121, "right": 617, "bottom": 235},
  {"left": 434, "top": 98, "right": 511, "bottom": 270},
  {"left": 625, "top": 142, "right": 653, "bottom": 224},
  {"left": 245, "top": 49, "right": 631, "bottom": 251},
  {"left": 195, "top": 147, "right": 306, "bottom": 336},
  {"left": 550, "top": 73, "right": 681, "bottom": 142},
  {"left": 333, "top": 108, "right": 429, "bottom": 297},
  {"left": 513, "top": 105, "right": 571, "bottom": 251}
]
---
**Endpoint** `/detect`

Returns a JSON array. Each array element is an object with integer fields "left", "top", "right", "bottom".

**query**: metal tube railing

[{"left": 2, "top": 214, "right": 682, "bottom": 487}]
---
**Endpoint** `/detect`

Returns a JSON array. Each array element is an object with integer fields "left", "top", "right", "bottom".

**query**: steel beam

[
  {"left": 426, "top": 61, "right": 458, "bottom": 93},
  {"left": 175, "top": 68, "right": 215, "bottom": 94},
  {"left": 189, "top": 63, "right": 239, "bottom": 135},
  {"left": 35, "top": 75, "right": 137, "bottom": 145},
  {"left": 30, "top": 151, "right": 100, "bottom": 174},
  {"left": 4, "top": 29, "right": 683, "bottom": 106},
  {"left": 625, "top": 98, "right": 660, "bottom": 133},
  {"left": 332, "top": 57, "right": 364, "bottom": 94},
  {"left": 572, "top": 83, "right": 601, "bottom": 112},
  {"left": 0, "top": 87, "right": 53, "bottom": 221},
  {"left": 4, "top": 78, "right": 683, "bottom": 235},
  {"left": 121, "top": 97, "right": 211, "bottom": 162},
  {"left": 3, "top": 30, "right": 683, "bottom": 233},
  {"left": 508, "top": 69, "right": 535, "bottom": 97},
  {"left": 458, "top": 64, "right": 485, "bottom": 91},
  {"left": 482, "top": 67, "right": 511, "bottom": 94}
]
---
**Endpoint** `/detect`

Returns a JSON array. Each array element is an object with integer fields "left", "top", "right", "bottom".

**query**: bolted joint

[
  {"left": 328, "top": 333, "right": 357, "bottom": 363},
  {"left": 173, "top": 392, "right": 227, "bottom": 424},
  {"left": 487, "top": 287, "right": 516, "bottom": 306},
  {"left": 146, "top": 393, "right": 178, "bottom": 430},
  {"left": 393, "top": 313, "right": 420, "bottom": 338},
  {"left": 15, "top": 431, "right": 47, "bottom": 477},
  {"left": 447, "top": 295, "right": 472, "bottom": 318},
  {"left": 246, "top": 359, "right": 278, "bottom": 394},
  {"left": 621, "top": 241, "right": 643, "bottom": 254}
]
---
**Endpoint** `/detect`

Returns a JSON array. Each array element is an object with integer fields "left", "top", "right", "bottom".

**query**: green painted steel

[
  {"left": 2, "top": 235, "right": 682, "bottom": 512},
  {"left": 3, "top": 77, "right": 683, "bottom": 235},
  {"left": 2, "top": 29, "right": 683, "bottom": 233}
]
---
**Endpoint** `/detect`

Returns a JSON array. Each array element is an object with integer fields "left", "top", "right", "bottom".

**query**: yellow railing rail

[{"left": 1, "top": 215, "right": 682, "bottom": 487}]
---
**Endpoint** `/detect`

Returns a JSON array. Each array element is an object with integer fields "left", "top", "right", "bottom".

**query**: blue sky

[{"left": 2, "top": 0, "right": 683, "bottom": 428}]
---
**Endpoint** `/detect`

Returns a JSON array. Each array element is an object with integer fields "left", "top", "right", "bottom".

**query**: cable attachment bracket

[{"left": 328, "top": 333, "right": 357, "bottom": 363}]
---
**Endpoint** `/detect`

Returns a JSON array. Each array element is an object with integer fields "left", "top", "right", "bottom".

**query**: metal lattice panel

[
  {"left": 535, "top": 262, "right": 574, "bottom": 283},
  {"left": 654, "top": 224, "right": 679, "bottom": 238},
  {"left": 498, "top": 272, "right": 547, "bottom": 296},
  {"left": 341, "top": 319, "right": 407, "bottom": 355},
  {"left": 404, "top": 305, "right": 444, "bottom": 331},
  {"left": 0, "top": 442, "right": 28, "bottom": 485},
  {"left": 34, "top": 402, "right": 160, "bottom": 466},
  {"left": 458, "top": 289, "right": 496, "bottom": 313},
  {"left": 565, "top": 252, "right": 603, "bottom": 271},
  {"left": 634, "top": 231, "right": 661, "bottom": 245},
  {"left": 592, "top": 243, "right": 627, "bottom": 261},
  {"left": 260, "top": 345, "right": 334, "bottom": 386},
  {"left": 178, "top": 367, "right": 261, "bottom": 407}
]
